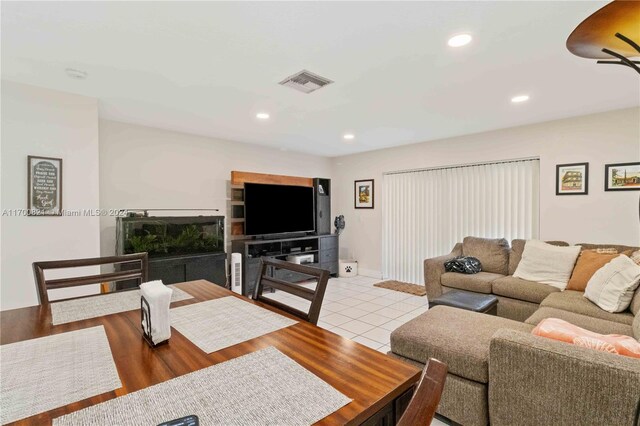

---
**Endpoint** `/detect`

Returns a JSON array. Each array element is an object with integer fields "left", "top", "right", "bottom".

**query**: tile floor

[
  {"left": 265, "top": 274, "right": 429, "bottom": 353},
  {"left": 264, "top": 274, "right": 449, "bottom": 426}
]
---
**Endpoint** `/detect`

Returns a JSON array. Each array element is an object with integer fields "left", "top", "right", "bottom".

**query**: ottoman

[
  {"left": 430, "top": 289, "right": 498, "bottom": 315},
  {"left": 390, "top": 306, "right": 533, "bottom": 426}
]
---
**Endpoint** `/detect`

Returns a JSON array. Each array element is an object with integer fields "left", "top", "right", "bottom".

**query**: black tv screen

[{"left": 244, "top": 183, "right": 315, "bottom": 236}]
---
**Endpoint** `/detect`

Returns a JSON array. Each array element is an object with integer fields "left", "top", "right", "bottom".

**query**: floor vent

[{"left": 279, "top": 70, "right": 333, "bottom": 94}]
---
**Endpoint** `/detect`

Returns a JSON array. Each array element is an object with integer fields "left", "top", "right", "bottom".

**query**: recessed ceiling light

[
  {"left": 511, "top": 95, "right": 530, "bottom": 103},
  {"left": 343, "top": 134, "right": 355, "bottom": 140},
  {"left": 65, "top": 68, "right": 88, "bottom": 80},
  {"left": 447, "top": 34, "right": 472, "bottom": 47},
  {"left": 256, "top": 112, "right": 270, "bottom": 119}
]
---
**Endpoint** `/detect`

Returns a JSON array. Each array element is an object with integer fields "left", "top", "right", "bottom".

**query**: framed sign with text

[{"left": 27, "top": 155, "right": 62, "bottom": 216}]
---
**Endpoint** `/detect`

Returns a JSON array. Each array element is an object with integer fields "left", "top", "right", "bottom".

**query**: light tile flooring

[
  {"left": 265, "top": 275, "right": 429, "bottom": 353},
  {"left": 264, "top": 274, "right": 449, "bottom": 426}
]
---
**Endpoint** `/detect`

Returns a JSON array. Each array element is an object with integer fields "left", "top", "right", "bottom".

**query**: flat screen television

[{"left": 244, "top": 183, "right": 315, "bottom": 236}]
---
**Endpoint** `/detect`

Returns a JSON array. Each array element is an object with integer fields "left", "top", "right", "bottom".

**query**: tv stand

[
  {"left": 253, "top": 232, "right": 310, "bottom": 241},
  {"left": 231, "top": 234, "right": 338, "bottom": 297}
]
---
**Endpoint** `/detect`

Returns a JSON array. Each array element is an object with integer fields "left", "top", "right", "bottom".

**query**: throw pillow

[
  {"left": 532, "top": 317, "right": 640, "bottom": 359},
  {"left": 508, "top": 239, "right": 569, "bottom": 275},
  {"left": 592, "top": 248, "right": 620, "bottom": 254},
  {"left": 462, "top": 237, "right": 509, "bottom": 275},
  {"left": 444, "top": 256, "right": 482, "bottom": 274},
  {"left": 584, "top": 255, "right": 640, "bottom": 313},
  {"left": 629, "top": 249, "right": 640, "bottom": 266},
  {"left": 513, "top": 240, "right": 581, "bottom": 290},
  {"left": 566, "top": 251, "right": 620, "bottom": 292}
]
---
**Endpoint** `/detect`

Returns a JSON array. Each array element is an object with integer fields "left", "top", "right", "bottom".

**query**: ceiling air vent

[{"left": 279, "top": 70, "right": 333, "bottom": 94}]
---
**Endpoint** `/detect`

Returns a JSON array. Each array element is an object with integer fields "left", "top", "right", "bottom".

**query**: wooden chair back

[
  {"left": 397, "top": 358, "right": 448, "bottom": 426},
  {"left": 253, "top": 258, "right": 330, "bottom": 325},
  {"left": 33, "top": 253, "right": 149, "bottom": 304}
]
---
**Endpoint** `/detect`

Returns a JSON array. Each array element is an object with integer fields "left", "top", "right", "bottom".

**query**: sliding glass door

[{"left": 382, "top": 159, "right": 540, "bottom": 284}]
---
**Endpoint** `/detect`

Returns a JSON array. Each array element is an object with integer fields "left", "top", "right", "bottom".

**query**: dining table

[{"left": 0, "top": 280, "right": 421, "bottom": 425}]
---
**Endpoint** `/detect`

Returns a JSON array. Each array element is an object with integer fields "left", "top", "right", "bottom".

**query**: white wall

[
  {"left": 3, "top": 82, "right": 636, "bottom": 306},
  {"left": 1, "top": 81, "right": 101, "bottom": 310},
  {"left": 98, "top": 120, "right": 333, "bottom": 264},
  {"left": 332, "top": 107, "right": 640, "bottom": 279}
]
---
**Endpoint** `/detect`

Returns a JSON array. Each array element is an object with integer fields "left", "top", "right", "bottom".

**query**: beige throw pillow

[
  {"left": 513, "top": 240, "right": 581, "bottom": 290},
  {"left": 584, "top": 255, "right": 640, "bottom": 313}
]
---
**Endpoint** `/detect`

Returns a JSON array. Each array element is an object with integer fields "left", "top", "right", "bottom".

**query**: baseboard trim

[{"left": 357, "top": 268, "right": 383, "bottom": 279}]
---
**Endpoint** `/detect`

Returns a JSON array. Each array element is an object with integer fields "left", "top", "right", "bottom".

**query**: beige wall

[
  {"left": 99, "top": 120, "right": 333, "bottom": 262},
  {"left": 1, "top": 81, "right": 101, "bottom": 310},
  {"left": 331, "top": 107, "right": 640, "bottom": 278}
]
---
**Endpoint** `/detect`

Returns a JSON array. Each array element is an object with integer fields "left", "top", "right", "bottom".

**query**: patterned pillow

[
  {"left": 533, "top": 318, "right": 640, "bottom": 358},
  {"left": 630, "top": 250, "right": 640, "bottom": 266},
  {"left": 592, "top": 248, "right": 619, "bottom": 255}
]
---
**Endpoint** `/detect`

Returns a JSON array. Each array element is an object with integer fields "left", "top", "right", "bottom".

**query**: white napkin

[{"left": 140, "top": 280, "right": 173, "bottom": 345}]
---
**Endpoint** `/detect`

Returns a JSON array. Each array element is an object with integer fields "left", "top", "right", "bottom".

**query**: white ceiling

[{"left": 2, "top": 1, "right": 638, "bottom": 157}]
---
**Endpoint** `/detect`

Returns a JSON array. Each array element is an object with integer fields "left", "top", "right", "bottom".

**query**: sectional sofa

[{"left": 390, "top": 237, "right": 640, "bottom": 426}]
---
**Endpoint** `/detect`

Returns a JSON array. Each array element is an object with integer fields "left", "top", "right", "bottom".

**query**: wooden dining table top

[{"left": 0, "top": 280, "right": 421, "bottom": 425}]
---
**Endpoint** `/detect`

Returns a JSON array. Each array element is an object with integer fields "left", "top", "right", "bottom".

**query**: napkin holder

[{"left": 141, "top": 295, "right": 169, "bottom": 347}]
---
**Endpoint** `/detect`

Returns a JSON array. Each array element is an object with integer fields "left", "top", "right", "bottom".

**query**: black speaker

[{"left": 313, "top": 178, "right": 331, "bottom": 235}]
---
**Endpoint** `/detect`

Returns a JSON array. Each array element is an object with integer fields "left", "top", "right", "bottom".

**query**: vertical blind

[{"left": 382, "top": 159, "right": 540, "bottom": 284}]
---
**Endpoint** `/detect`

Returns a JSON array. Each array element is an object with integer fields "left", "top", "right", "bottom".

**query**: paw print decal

[{"left": 345, "top": 266, "right": 353, "bottom": 273}]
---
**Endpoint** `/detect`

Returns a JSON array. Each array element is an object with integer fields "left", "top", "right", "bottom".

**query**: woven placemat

[
  {"left": 374, "top": 280, "right": 427, "bottom": 296},
  {"left": 170, "top": 296, "right": 297, "bottom": 353},
  {"left": 1, "top": 326, "right": 122, "bottom": 424},
  {"left": 51, "top": 285, "right": 193, "bottom": 325},
  {"left": 54, "top": 346, "right": 351, "bottom": 426}
]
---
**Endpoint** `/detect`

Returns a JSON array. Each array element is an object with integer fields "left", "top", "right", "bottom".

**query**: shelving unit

[
  {"left": 229, "top": 184, "right": 246, "bottom": 239},
  {"left": 231, "top": 234, "right": 339, "bottom": 297},
  {"left": 226, "top": 171, "right": 338, "bottom": 297}
]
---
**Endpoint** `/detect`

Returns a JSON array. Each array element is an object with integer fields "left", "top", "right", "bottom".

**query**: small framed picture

[
  {"left": 556, "top": 162, "right": 588, "bottom": 195},
  {"left": 604, "top": 162, "right": 640, "bottom": 191},
  {"left": 354, "top": 179, "right": 374, "bottom": 209},
  {"left": 27, "top": 155, "right": 63, "bottom": 216}
]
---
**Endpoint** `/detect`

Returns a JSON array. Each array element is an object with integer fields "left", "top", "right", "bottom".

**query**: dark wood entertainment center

[
  {"left": 229, "top": 171, "right": 337, "bottom": 297},
  {"left": 231, "top": 234, "right": 338, "bottom": 296}
]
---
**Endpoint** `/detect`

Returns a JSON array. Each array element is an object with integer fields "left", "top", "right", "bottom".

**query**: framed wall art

[
  {"left": 27, "top": 155, "right": 62, "bottom": 216},
  {"left": 354, "top": 179, "right": 374, "bottom": 209},
  {"left": 556, "top": 162, "right": 588, "bottom": 195},
  {"left": 604, "top": 162, "right": 640, "bottom": 191}
]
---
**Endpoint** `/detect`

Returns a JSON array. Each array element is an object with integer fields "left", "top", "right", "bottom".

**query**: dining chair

[
  {"left": 33, "top": 252, "right": 149, "bottom": 304},
  {"left": 253, "top": 258, "right": 330, "bottom": 325},
  {"left": 397, "top": 358, "right": 448, "bottom": 426}
]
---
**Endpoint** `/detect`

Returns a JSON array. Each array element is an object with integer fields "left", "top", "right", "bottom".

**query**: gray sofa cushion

[
  {"left": 463, "top": 237, "right": 510, "bottom": 275},
  {"left": 629, "top": 288, "right": 640, "bottom": 316},
  {"left": 492, "top": 276, "right": 560, "bottom": 304},
  {"left": 634, "top": 311, "right": 640, "bottom": 340},
  {"left": 489, "top": 329, "right": 640, "bottom": 426},
  {"left": 441, "top": 271, "right": 503, "bottom": 294},
  {"left": 495, "top": 296, "right": 539, "bottom": 322},
  {"left": 540, "top": 290, "right": 634, "bottom": 325},
  {"left": 525, "top": 307, "right": 635, "bottom": 336},
  {"left": 390, "top": 306, "right": 533, "bottom": 383}
]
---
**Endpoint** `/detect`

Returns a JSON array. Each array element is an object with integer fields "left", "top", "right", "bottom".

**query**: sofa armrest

[
  {"left": 489, "top": 329, "right": 640, "bottom": 426},
  {"left": 423, "top": 243, "right": 462, "bottom": 300}
]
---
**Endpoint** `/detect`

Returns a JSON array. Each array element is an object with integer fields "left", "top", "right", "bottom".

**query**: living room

[{"left": 1, "top": 2, "right": 639, "bottom": 426}]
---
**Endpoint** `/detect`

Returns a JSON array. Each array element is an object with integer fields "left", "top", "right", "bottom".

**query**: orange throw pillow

[
  {"left": 532, "top": 318, "right": 640, "bottom": 358},
  {"left": 566, "top": 250, "right": 619, "bottom": 291}
]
